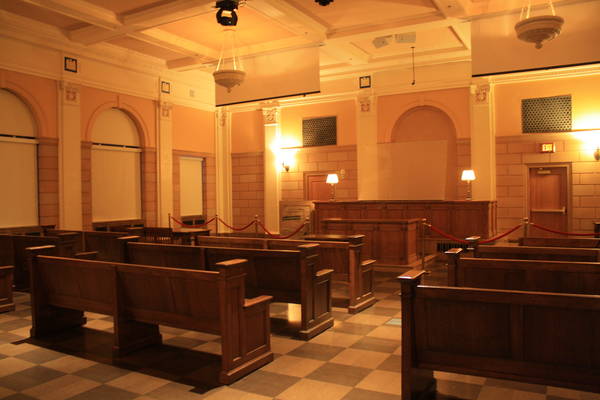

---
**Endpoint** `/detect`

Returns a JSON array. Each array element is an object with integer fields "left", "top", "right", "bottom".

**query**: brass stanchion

[
  {"left": 215, "top": 214, "right": 219, "bottom": 236},
  {"left": 523, "top": 217, "right": 529, "bottom": 238},
  {"left": 254, "top": 215, "right": 259, "bottom": 237},
  {"left": 421, "top": 218, "right": 427, "bottom": 271}
]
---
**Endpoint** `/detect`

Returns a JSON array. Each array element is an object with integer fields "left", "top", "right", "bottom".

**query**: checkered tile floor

[{"left": 1, "top": 264, "right": 599, "bottom": 400}]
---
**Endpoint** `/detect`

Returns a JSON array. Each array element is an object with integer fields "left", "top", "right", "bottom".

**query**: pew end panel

[
  {"left": 0, "top": 265, "right": 15, "bottom": 313},
  {"left": 297, "top": 243, "right": 334, "bottom": 340},
  {"left": 29, "top": 250, "right": 115, "bottom": 337},
  {"left": 398, "top": 271, "right": 436, "bottom": 400},
  {"left": 348, "top": 258, "right": 376, "bottom": 314},
  {"left": 399, "top": 271, "right": 600, "bottom": 397}
]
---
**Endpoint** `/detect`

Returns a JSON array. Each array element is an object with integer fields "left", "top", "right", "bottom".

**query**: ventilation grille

[
  {"left": 521, "top": 95, "right": 572, "bottom": 133},
  {"left": 302, "top": 116, "right": 337, "bottom": 147}
]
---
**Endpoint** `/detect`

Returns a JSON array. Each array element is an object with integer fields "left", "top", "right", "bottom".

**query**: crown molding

[{"left": 489, "top": 63, "right": 600, "bottom": 85}]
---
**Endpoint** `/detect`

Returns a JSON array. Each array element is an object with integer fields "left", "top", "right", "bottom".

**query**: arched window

[
  {"left": 382, "top": 105, "right": 457, "bottom": 200},
  {"left": 91, "top": 108, "right": 142, "bottom": 222},
  {"left": 0, "top": 89, "right": 38, "bottom": 227}
]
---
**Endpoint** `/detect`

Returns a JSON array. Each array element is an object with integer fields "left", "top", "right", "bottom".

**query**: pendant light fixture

[
  {"left": 213, "top": 0, "right": 245, "bottom": 92},
  {"left": 515, "top": 0, "right": 564, "bottom": 49}
]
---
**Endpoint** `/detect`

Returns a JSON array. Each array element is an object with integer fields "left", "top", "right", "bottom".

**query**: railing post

[
  {"left": 168, "top": 213, "right": 171, "bottom": 229},
  {"left": 255, "top": 215, "right": 259, "bottom": 237},
  {"left": 215, "top": 214, "right": 219, "bottom": 236},
  {"left": 594, "top": 221, "right": 600, "bottom": 238},
  {"left": 420, "top": 218, "right": 427, "bottom": 270},
  {"left": 304, "top": 217, "right": 310, "bottom": 237},
  {"left": 465, "top": 236, "right": 481, "bottom": 254},
  {"left": 523, "top": 217, "right": 529, "bottom": 238}
]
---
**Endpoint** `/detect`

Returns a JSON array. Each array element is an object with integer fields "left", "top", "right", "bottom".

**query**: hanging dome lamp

[
  {"left": 213, "top": 0, "right": 245, "bottom": 92},
  {"left": 515, "top": 0, "right": 564, "bottom": 49}
]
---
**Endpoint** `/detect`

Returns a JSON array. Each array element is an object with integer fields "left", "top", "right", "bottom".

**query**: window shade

[
  {"left": 179, "top": 157, "right": 204, "bottom": 216},
  {"left": 91, "top": 146, "right": 142, "bottom": 222}
]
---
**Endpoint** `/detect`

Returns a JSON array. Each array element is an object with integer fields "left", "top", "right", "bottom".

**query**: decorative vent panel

[
  {"left": 302, "top": 116, "right": 337, "bottom": 147},
  {"left": 521, "top": 95, "right": 572, "bottom": 133}
]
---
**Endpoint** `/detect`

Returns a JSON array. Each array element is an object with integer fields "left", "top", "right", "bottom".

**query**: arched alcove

[
  {"left": 90, "top": 108, "right": 142, "bottom": 222},
  {"left": 0, "top": 89, "right": 39, "bottom": 227},
  {"left": 379, "top": 106, "right": 457, "bottom": 200}
]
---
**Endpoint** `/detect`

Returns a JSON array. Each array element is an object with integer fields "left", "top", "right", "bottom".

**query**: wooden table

[{"left": 172, "top": 228, "right": 210, "bottom": 245}]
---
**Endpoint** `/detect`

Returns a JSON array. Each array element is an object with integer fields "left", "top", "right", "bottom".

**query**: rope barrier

[
  {"left": 217, "top": 217, "right": 256, "bottom": 232},
  {"left": 529, "top": 223, "right": 598, "bottom": 237},
  {"left": 170, "top": 216, "right": 216, "bottom": 229},
  {"left": 256, "top": 220, "right": 307, "bottom": 239},
  {"left": 479, "top": 224, "right": 522, "bottom": 244},
  {"left": 427, "top": 224, "right": 469, "bottom": 244}
]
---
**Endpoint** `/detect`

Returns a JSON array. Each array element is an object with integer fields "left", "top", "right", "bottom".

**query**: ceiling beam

[
  {"left": 67, "top": 0, "right": 215, "bottom": 45},
  {"left": 431, "top": 0, "right": 468, "bottom": 18},
  {"left": 130, "top": 28, "right": 219, "bottom": 59},
  {"left": 327, "top": 13, "right": 458, "bottom": 43},
  {"left": 247, "top": 0, "right": 327, "bottom": 43},
  {"left": 450, "top": 22, "right": 471, "bottom": 50},
  {"left": 322, "top": 43, "right": 370, "bottom": 65},
  {"left": 18, "top": 0, "right": 121, "bottom": 29}
]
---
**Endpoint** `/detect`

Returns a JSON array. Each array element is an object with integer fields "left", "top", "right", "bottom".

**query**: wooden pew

[
  {"left": 195, "top": 235, "right": 376, "bottom": 314},
  {"left": 399, "top": 270, "right": 600, "bottom": 399},
  {"left": 126, "top": 242, "right": 334, "bottom": 339},
  {"left": 92, "top": 219, "right": 144, "bottom": 232},
  {"left": 0, "top": 232, "right": 84, "bottom": 290},
  {"left": 0, "top": 225, "right": 55, "bottom": 236},
  {"left": 446, "top": 248, "right": 600, "bottom": 294},
  {"left": 474, "top": 244, "right": 600, "bottom": 262},
  {"left": 519, "top": 236, "right": 600, "bottom": 248},
  {"left": 45, "top": 230, "right": 139, "bottom": 261},
  {"left": 0, "top": 265, "right": 15, "bottom": 313},
  {"left": 29, "top": 250, "right": 273, "bottom": 384}
]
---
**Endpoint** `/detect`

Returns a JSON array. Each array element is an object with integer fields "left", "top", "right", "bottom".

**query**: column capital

[
  {"left": 472, "top": 84, "right": 491, "bottom": 104},
  {"left": 159, "top": 101, "right": 172, "bottom": 119},
  {"left": 58, "top": 80, "right": 80, "bottom": 105},
  {"left": 261, "top": 102, "right": 280, "bottom": 126}
]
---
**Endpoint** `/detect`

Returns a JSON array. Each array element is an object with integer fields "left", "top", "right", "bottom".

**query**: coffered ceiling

[{"left": 0, "top": 0, "right": 588, "bottom": 78}]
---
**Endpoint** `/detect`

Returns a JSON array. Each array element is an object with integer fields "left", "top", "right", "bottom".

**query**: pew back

[
  {"left": 475, "top": 245, "right": 600, "bottom": 262},
  {"left": 447, "top": 249, "right": 600, "bottom": 295},
  {"left": 519, "top": 237, "right": 600, "bottom": 248}
]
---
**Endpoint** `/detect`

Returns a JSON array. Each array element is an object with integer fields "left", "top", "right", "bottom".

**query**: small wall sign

[
  {"left": 359, "top": 75, "right": 371, "bottom": 89},
  {"left": 160, "top": 81, "right": 171, "bottom": 94},
  {"left": 539, "top": 143, "right": 555, "bottom": 153},
  {"left": 64, "top": 57, "right": 78, "bottom": 73}
]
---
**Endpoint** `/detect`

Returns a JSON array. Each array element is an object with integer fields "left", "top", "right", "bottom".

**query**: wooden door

[
  {"left": 306, "top": 174, "right": 331, "bottom": 201},
  {"left": 528, "top": 166, "right": 568, "bottom": 237}
]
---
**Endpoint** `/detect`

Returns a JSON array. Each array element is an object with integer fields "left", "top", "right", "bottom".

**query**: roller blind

[
  {"left": 179, "top": 157, "right": 204, "bottom": 216},
  {"left": 0, "top": 137, "right": 38, "bottom": 227},
  {"left": 91, "top": 145, "right": 142, "bottom": 222}
]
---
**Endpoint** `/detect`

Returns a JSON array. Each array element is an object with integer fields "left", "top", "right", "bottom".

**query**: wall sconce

[
  {"left": 461, "top": 169, "right": 476, "bottom": 201},
  {"left": 279, "top": 147, "right": 298, "bottom": 172},
  {"left": 326, "top": 173, "right": 339, "bottom": 201}
]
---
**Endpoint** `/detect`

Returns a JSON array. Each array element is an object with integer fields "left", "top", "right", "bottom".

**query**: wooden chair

[{"left": 474, "top": 244, "right": 600, "bottom": 262}]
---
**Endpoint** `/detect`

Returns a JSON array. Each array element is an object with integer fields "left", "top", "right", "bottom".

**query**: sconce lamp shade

[
  {"left": 326, "top": 173, "right": 339, "bottom": 184},
  {"left": 461, "top": 169, "right": 476, "bottom": 182}
]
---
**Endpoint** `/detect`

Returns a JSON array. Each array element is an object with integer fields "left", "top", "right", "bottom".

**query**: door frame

[
  {"left": 524, "top": 162, "right": 572, "bottom": 234},
  {"left": 303, "top": 170, "right": 337, "bottom": 201}
]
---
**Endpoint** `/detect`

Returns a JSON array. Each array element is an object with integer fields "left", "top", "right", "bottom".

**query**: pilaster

[
  {"left": 470, "top": 80, "right": 497, "bottom": 200},
  {"left": 57, "top": 80, "right": 82, "bottom": 229},
  {"left": 156, "top": 100, "right": 173, "bottom": 226},
  {"left": 262, "top": 104, "right": 281, "bottom": 233},
  {"left": 356, "top": 93, "right": 379, "bottom": 199},
  {"left": 215, "top": 107, "right": 233, "bottom": 232}
]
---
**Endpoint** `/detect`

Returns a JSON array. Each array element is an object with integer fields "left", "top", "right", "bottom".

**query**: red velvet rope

[
  {"left": 257, "top": 220, "right": 307, "bottom": 239},
  {"left": 170, "top": 216, "right": 216, "bottom": 228},
  {"left": 479, "top": 224, "right": 522, "bottom": 244},
  {"left": 529, "top": 223, "right": 598, "bottom": 237},
  {"left": 217, "top": 217, "right": 256, "bottom": 232},
  {"left": 427, "top": 224, "right": 469, "bottom": 244}
]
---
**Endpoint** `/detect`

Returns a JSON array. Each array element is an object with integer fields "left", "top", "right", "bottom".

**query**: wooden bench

[
  {"left": 474, "top": 244, "right": 600, "bottom": 262},
  {"left": 45, "top": 230, "right": 139, "bottom": 261},
  {"left": 519, "top": 236, "right": 600, "bottom": 248},
  {"left": 92, "top": 219, "right": 144, "bottom": 232},
  {"left": 28, "top": 249, "right": 273, "bottom": 384},
  {"left": 0, "top": 265, "right": 15, "bottom": 313},
  {"left": 446, "top": 248, "right": 600, "bottom": 294},
  {"left": 195, "top": 235, "right": 376, "bottom": 313},
  {"left": 127, "top": 227, "right": 173, "bottom": 243},
  {"left": 126, "top": 242, "right": 334, "bottom": 339},
  {"left": 0, "top": 232, "right": 85, "bottom": 290},
  {"left": 0, "top": 225, "right": 55, "bottom": 236},
  {"left": 399, "top": 270, "right": 600, "bottom": 399}
]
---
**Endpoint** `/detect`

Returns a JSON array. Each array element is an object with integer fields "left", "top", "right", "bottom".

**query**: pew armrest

[
  {"left": 316, "top": 268, "right": 334, "bottom": 278},
  {"left": 244, "top": 295, "right": 273, "bottom": 309},
  {"left": 74, "top": 251, "right": 99, "bottom": 260},
  {"left": 398, "top": 269, "right": 427, "bottom": 281},
  {"left": 361, "top": 259, "right": 376, "bottom": 268}
]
